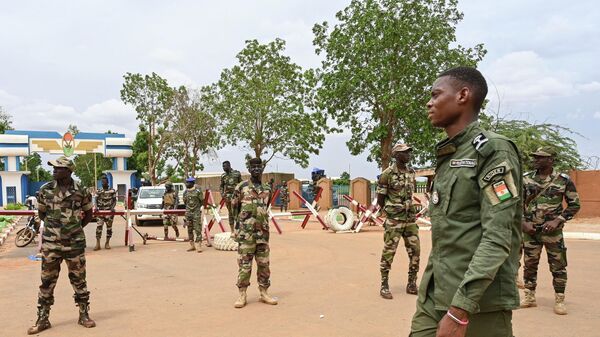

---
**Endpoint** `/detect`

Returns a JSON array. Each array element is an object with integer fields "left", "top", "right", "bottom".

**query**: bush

[{"left": 4, "top": 203, "right": 24, "bottom": 210}]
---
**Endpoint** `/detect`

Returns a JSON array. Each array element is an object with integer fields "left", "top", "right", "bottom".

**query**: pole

[{"left": 93, "top": 153, "right": 97, "bottom": 193}]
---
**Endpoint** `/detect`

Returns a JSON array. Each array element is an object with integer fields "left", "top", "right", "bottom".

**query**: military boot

[
  {"left": 406, "top": 276, "right": 418, "bottom": 295},
  {"left": 93, "top": 238, "right": 101, "bottom": 251},
  {"left": 27, "top": 306, "right": 51, "bottom": 335},
  {"left": 186, "top": 240, "right": 196, "bottom": 252},
  {"left": 554, "top": 293, "right": 567, "bottom": 315},
  {"left": 164, "top": 229, "right": 169, "bottom": 239},
  {"left": 196, "top": 242, "right": 203, "bottom": 253},
  {"left": 104, "top": 238, "right": 111, "bottom": 250},
  {"left": 520, "top": 289, "right": 537, "bottom": 308},
  {"left": 174, "top": 226, "right": 180, "bottom": 238},
  {"left": 77, "top": 303, "right": 96, "bottom": 328},
  {"left": 259, "top": 286, "right": 278, "bottom": 305},
  {"left": 234, "top": 288, "right": 247, "bottom": 308},
  {"left": 380, "top": 279, "right": 393, "bottom": 299}
]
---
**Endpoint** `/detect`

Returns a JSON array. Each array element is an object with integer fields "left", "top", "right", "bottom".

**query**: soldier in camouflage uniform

[
  {"left": 520, "top": 146, "right": 580, "bottom": 315},
  {"left": 220, "top": 160, "right": 242, "bottom": 233},
  {"left": 162, "top": 182, "right": 180, "bottom": 239},
  {"left": 279, "top": 181, "right": 289, "bottom": 212},
  {"left": 28, "top": 156, "right": 96, "bottom": 335},
  {"left": 94, "top": 175, "right": 116, "bottom": 251},
  {"left": 183, "top": 177, "right": 204, "bottom": 252},
  {"left": 377, "top": 143, "right": 420, "bottom": 299},
  {"left": 232, "top": 157, "right": 278, "bottom": 308}
]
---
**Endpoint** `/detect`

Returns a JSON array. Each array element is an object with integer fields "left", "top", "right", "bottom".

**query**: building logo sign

[{"left": 62, "top": 132, "right": 75, "bottom": 156}]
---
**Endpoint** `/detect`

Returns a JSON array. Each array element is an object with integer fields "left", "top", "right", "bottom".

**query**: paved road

[{"left": 1, "top": 216, "right": 599, "bottom": 336}]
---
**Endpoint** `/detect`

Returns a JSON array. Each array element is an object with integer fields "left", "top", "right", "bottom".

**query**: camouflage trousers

[
  {"left": 237, "top": 240, "right": 270, "bottom": 289},
  {"left": 185, "top": 214, "right": 202, "bottom": 243},
  {"left": 38, "top": 249, "right": 90, "bottom": 307},
  {"left": 224, "top": 198, "right": 235, "bottom": 232},
  {"left": 380, "top": 223, "right": 420, "bottom": 281},
  {"left": 95, "top": 216, "right": 114, "bottom": 239},
  {"left": 163, "top": 214, "right": 178, "bottom": 229},
  {"left": 523, "top": 227, "right": 568, "bottom": 293}
]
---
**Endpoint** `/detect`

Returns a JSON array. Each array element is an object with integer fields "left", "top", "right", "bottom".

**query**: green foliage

[
  {"left": 313, "top": 0, "right": 486, "bottom": 168},
  {"left": 205, "top": 38, "right": 327, "bottom": 168},
  {"left": 22, "top": 153, "right": 52, "bottom": 182},
  {"left": 333, "top": 171, "right": 351, "bottom": 185},
  {"left": 0, "top": 106, "right": 13, "bottom": 170},
  {"left": 73, "top": 154, "right": 113, "bottom": 188},
  {"left": 481, "top": 115, "right": 583, "bottom": 172},
  {"left": 4, "top": 203, "right": 25, "bottom": 210},
  {"left": 120, "top": 72, "right": 176, "bottom": 184}
]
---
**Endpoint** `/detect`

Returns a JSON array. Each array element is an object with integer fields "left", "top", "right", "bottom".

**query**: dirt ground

[{"left": 1, "top": 215, "right": 599, "bottom": 337}]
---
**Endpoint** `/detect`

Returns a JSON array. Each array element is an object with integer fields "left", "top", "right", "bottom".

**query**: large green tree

[
  {"left": 22, "top": 153, "right": 52, "bottom": 182},
  {"left": 313, "top": 0, "right": 486, "bottom": 168},
  {"left": 0, "top": 107, "right": 13, "bottom": 170},
  {"left": 205, "top": 39, "right": 327, "bottom": 167},
  {"left": 73, "top": 154, "right": 113, "bottom": 188},
  {"left": 121, "top": 72, "right": 176, "bottom": 184}
]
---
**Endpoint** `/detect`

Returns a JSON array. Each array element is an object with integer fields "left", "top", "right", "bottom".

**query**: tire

[
  {"left": 135, "top": 216, "right": 142, "bottom": 227},
  {"left": 15, "top": 228, "right": 35, "bottom": 247},
  {"left": 213, "top": 232, "right": 238, "bottom": 251},
  {"left": 326, "top": 207, "right": 355, "bottom": 232}
]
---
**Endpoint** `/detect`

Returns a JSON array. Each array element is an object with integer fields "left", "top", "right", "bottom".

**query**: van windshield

[{"left": 139, "top": 188, "right": 165, "bottom": 199}]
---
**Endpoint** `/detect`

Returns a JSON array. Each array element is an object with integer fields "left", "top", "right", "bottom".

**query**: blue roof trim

[
  {"left": 106, "top": 145, "right": 132, "bottom": 150},
  {"left": 5, "top": 130, "right": 125, "bottom": 139},
  {"left": 0, "top": 143, "right": 29, "bottom": 148}
]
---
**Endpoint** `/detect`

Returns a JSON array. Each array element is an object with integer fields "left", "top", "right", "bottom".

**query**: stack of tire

[
  {"left": 212, "top": 232, "right": 238, "bottom": 251},
  {"left": 326, "top": 207, "right": 355, "bottom": 232}
]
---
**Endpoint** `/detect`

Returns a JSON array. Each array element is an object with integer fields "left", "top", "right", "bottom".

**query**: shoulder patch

[
  {"left": 472, "top": 133, "right": 489, "bottom": 151},
  {"left": 450, "top": 159, "right": 477, "bottom": 168},
  {"left": 483, "top": 166, "right": 506, "bottom": 182}
]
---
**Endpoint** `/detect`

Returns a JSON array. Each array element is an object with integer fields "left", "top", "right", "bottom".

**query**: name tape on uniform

[{"left": 450, "top": 159, "right": 477, "bottom": 168}]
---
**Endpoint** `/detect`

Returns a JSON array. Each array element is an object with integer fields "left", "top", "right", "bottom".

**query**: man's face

[
  {"left": 532, "top": 155, "right": 554, "bottom": 170},
  {"left": 249, "top": 163, "right": 263, "bottom": 180},
  {"left": 101, "top": 178, "right": 109, "bottom": 188},
  {"left": 393, "top": 150, "right": 411, "bottom": 165},
  {"left": 165, "top": 184, "right": 173, "bottom": 192},
  {"left": 222, "top": 162, "right": 231, "bottom": 172},
  {"left": 426, "top": 76, "right": 464, "bottom": 129},
  {"left": 186, "top": 181, "right": 195, "bottom": 189},
  {"left": 53, "top": 166, "right": 71, "bottom": 180}
]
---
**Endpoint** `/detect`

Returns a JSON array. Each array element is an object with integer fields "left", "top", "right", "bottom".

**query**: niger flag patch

[{"left": 492, "top": 180, "right": 512, "bottom": 201}]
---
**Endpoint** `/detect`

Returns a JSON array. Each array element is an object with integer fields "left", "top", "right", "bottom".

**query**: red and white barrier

[{"left": 292, "top": 191, "right": 328, "bottom": 230}]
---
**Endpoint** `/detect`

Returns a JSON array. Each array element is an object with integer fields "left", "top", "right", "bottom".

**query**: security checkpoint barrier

[{"left": 291, "top": 191, "right": 328, "bottom": 230}]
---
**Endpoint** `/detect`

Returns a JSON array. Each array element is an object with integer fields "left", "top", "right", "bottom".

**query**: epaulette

[
  {"left": 523, "top": 171, "right": 532, "bottom": 177},
  {"left": 472, "top": 129, "right": 516, "bottom": 158},
  {"left": 560, "top": 173, "right": 570, "bottom": 180}
]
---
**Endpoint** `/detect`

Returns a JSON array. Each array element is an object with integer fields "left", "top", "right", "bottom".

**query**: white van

[
  {"left": 134, "top": 185, "right": 165, "bottom": 226},
  {"left": 158, "top": 182, "right": 186, "bottom": 209}
]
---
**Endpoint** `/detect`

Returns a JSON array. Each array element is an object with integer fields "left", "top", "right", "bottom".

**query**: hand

[
  {"left": 521, "top": 221, "right": 536, "bottom": 235},
  {"left": 543, "top": 218, "right": 563, "bottom": 233},
  {"left": 436, "top": 307, "right": 468, "bottom": 337}
]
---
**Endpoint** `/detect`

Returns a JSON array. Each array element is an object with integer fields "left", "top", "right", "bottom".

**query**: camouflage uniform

[
  {"left": 162, "top": 189, "right": 179, "bottom": 237},
  {"left": 377, "top": 165, "right": 420, "bottom": 285},
  {"left": 36, "top": 179, "right": 93, "bottom": 308},
  {"left": 233, "top": 181, "right": 271, "bottom": 289},
  {"left": 183, "top": 187, "right": 204, "bottom": 243},
  {"left": 522, "top": 170, "right": 580, "bottom": 293},
  {"left": 279, "top": 185, "right": 289, "bottom": 212},
  {"left": 95, "top": 187, "right": 116, "bottom": 240},
  {"left": 221, "top": 169, "right": 242, "bottom": 231}
]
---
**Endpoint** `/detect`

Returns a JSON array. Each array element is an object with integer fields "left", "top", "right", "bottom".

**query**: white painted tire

[
  {"left": 213, "top": 232, "right": 238, "bottom": 251},
  {"left": 326, "top": 207, "right": 355, "bottom": 232}
]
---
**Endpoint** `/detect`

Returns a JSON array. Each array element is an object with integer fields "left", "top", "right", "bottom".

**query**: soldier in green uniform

[
  {"left": 162, "top": 182, "right": 180, "bottom": 239},
  {"left": 94, "top": 174, "right": 116, "bottom": 251},
  {"left": 410, "top": 67, "right": 522, "bottom": 337},
  {"left": 183, "top": 177, "right": 204, "bottom": 252},
  {"left": 220, "top": 161, "right": 242, "bottom": 232},
  {"left": 28, "top": 156, "right": 96, "bottom": 335},
  {"left": 279, "top": 181, "right": 289, "bottom": 212},
  {"left": 232, "top": 157, "right": 278, "bottom": 308},
  {"left": 520, "top": 146, "right": 580, "bottom": 315},
  {"left": 377, "top": 142, "right": 420, "bottom": 299}
]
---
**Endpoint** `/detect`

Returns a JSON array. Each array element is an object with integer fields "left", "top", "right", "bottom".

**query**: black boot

[
  {"left": 380, "top": 279, "right": 393, "bottom": 299},
  {"left": 174, "top": 226, "right": 180, "bottom": 238},
  {"left": 77, "top": 303, "right": 96, "bottom": 328},
  {"left": 406, "top": 275, "right": 418, "bottom": 295},
  {"left": 27, "top": 306, "right": 51, "bottom": 335}
]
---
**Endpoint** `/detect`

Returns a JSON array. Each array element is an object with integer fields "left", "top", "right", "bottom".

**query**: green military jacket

[
  {"left": 376, "top": 165, "right": 416, "bottom": 226},
  {"left": 220, "top": 170, "right": 242, "bottom": 200},
  {"left": 523, "top": 170, "right": 580, "bottom": 225},
  {"left": 96, "top": 187, "right": 116, "bottom": 210},
  {"left": 183, "top": 187, "right": 203, "bottom": 216},
  {"left": 37, "top": 179, "right": 93, "bottom": 252},
  {"left": 162, "top": 190, "right": 178, "bottom": 210},
  {"left": 280, "top": 186, "right": 289, "bottom": 202},
  {"left": 423, "top": 122, "right": 523, "bottom": 314},
  {"left": 233, "top": 180, "right": 271, "bottom": 244}
]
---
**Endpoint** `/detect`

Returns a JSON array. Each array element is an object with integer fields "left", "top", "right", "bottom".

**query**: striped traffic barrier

[{"left": 292, "top": 191, "right": 328, "bottom": 230}]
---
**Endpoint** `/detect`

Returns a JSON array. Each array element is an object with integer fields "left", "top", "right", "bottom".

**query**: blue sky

[{"left": 1, "top": 0, "right": 598, "bottom": 179}]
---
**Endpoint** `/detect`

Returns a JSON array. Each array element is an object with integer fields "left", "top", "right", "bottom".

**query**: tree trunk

[{"left": 380, "top": 126, "right": 393, "bottom": 169}]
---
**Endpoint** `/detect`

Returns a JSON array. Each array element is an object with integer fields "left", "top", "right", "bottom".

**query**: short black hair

[
  {"left": 222, "top": 160, "right": 230, "bottom": 165},
  {"left": 248, "top": 158, "right": 263, "bottom": 166},
  {"left": 439, "top": 66, "right": 488, "bottom": 112},
  {"left": 100, "top": 174, "right": 108, "bottom": 180}
]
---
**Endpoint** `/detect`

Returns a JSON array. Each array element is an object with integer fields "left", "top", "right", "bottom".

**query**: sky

[{"left": 1, "top": 0, "right": 599, "bottom": 179}]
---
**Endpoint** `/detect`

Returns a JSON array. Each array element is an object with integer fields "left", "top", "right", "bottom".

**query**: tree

[
  {"left": 0, "top": 106, "right": 13, "bottom": 170},
  {"left": 333, "top": 171, "right": 351, "bottom": 185},
  {"left": 22, "top": 153, "right": 52, "bottom": 182},
  {"left": 168, "top": 86, "right": 219, "bottom": 177},
  {"left": 206, "top": 39, "right": 327, "bottom": 167},
  {"left": 73, "top": 154, "right": 113, "bottom": 188},
  {"left": 313, "top": 0, "right": 486, "bottom": 168},
  {"left": 121, "top": 72, "right": 176, "bottom": 185}
]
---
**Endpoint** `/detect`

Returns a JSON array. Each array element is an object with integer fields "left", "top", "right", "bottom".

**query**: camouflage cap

[
  {"left": 392, "top": 142, "right": 412, "bottom": 153},
  {"left": 165, "top": 181, "right": 173, "bottom": 187},
  {"left": 48, "top": 156, "right": 75, "bottom": 171},
  {"left": 531, "top": 146, "right": 556, "bottom": 157}
]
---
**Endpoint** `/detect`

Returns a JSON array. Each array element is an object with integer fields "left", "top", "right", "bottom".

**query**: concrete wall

[
  {"left": 570, "top": 170, "right": 600, "bottom": 218},
  {"left": 350, "top": 178, "right": 371, "bottom": 211}
]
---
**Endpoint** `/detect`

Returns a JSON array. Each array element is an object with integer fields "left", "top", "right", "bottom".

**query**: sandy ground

[{"left": 1, "top": 215, "right": 599, "bottom": 337}]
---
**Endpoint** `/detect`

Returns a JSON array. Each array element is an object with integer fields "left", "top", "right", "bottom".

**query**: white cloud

[
  {"left": 0, "top": 89, "right": 22, "bottom": 107},
  {"left": 594, "top": 111, "right": 600, "bottom": 119},
  {"left": 159, "top": 69, "right": 198, "bottom": 88},
  {"left": 577, "top": 81, "right": 600, "bottom": 92}
]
